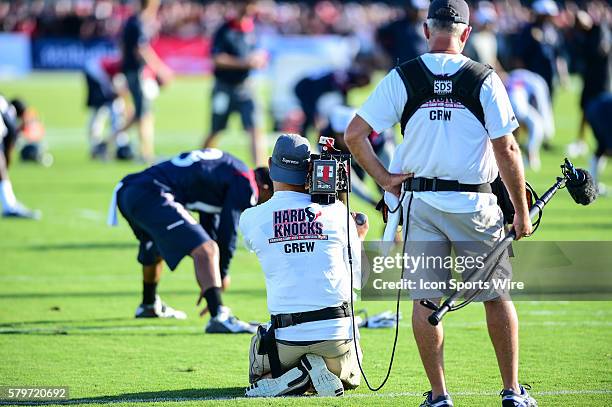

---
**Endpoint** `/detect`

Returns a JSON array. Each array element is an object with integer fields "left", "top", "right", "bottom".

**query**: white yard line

[
  {"left": 1, "top": 318, "right": 612, "bottom": 335},
  {"left": 0, "top": 389, "right": 611, "bottom": 405}
]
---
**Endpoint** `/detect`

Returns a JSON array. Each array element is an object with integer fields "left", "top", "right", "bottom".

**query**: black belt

[
  {"left": 404, "top": 177, "right": 492, "bottom": 193},
  {"left": 271, "top": 303, "right": 350, "bottom": 329}
]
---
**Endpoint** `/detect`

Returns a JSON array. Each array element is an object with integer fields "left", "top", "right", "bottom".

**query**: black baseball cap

[{"left": 427, "top": 0, "right": 470, "bottom": 24}]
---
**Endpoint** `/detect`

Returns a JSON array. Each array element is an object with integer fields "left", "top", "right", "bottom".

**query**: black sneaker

[
  {"left": 91, "top": 142, "right": 108, "bottom": 160},
  {"left": 420, "top": 391, "right": 454, "bottom": 407},
  {"left": 501, "top": 384, "right": 538, "bottom": 407},
  {"left": 116, "top": 144, "right": 135, "bottom": 161}
]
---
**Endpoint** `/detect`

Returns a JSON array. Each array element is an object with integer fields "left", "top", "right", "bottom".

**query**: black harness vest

[{"left": 394, "top": 57, "right": 493, "bottom": 136}]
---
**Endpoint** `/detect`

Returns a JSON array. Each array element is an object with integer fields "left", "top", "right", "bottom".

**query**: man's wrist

[{"left": 377, "top": 171, "right": 393, "bottom": 190}]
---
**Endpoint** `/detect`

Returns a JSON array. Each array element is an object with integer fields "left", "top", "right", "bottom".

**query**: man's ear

[
  {"left": 460, "top": 25, "right": 472, "bottom": 44},
  {"left": 423, "top": 22, "right": 430, "bottom": 40}
]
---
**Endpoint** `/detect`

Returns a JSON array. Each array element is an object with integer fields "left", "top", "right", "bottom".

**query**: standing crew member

[
  {"left": 202, "top": 0, "right": 267, "bottom": 166},
  {"left": 114, "top": 0, "right": 172, "bottom": 163},
  {"left": 240, "top": 134, "right": 367, "bottom": 397},
  {"left": 345, "top": 0, "right": 536, "bottom": 406},
  {"left": 109, "top": 148, "right": 273, "bottom": 333}
]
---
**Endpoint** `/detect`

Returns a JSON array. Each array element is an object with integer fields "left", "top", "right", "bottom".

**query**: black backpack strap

[
  {"left": 395, "top": 58, "right": 436, "bottom": 137},
  {"left": 395, "top": 57, "right": 493, "bottom": 135},
  {"left": 451, "top": 59, "right": 493, "bottom": 127}
]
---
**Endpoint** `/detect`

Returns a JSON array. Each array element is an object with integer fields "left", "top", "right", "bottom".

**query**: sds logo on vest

[{"left": 433, "top": 80, "right": 453, "bottom": 94}]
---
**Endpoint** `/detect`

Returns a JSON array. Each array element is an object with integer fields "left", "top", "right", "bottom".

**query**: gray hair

[{"left": 426, "top": 18, "right": 468, "bottom": 37}]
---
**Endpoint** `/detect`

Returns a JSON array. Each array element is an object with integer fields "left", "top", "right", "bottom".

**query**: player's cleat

[
  {"left": 501, "top": 384, "right": 538, "bottom": 407},
  {"left": 205, "top": 306, "right": 257, "bottom": 334},
  {"left": 245, "top": 365, "right": 310, "bottom": 397},
  {"left": 2, "top": 204, "right": 41, "bottom": 220},
  {"left": 134, "top": 295, "right": 187, "bottom": 319},
  {"left": 300, "top": 354, "right": 344, "bottom": 397},
  {"left": 116, "top": 144, "right": 135, "bottom": 161},
  {"left": 419, "top": 391, "right": 454, "bottom": 407},
  {"left": 91, "top": 142, "right": 108, "bottom": 160}
]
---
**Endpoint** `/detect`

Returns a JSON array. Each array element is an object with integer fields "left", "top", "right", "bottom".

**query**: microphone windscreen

[{"left": 566, "top": 169, "right": 598, "bottom": 205}]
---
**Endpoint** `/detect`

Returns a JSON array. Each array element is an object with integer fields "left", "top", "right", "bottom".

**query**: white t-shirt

[
  {"left": 357, "top": 52, "right": 519, "bottom": 213},
  {"left": 239, "top": 191, "right": 361, "bottom": 342}
]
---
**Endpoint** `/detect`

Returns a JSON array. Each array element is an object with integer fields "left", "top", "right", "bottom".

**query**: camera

[{"left": 307, "top": 136, "right": 351, "bottom": 204}]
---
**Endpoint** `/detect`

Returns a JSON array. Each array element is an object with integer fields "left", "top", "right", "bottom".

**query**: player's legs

[
  {"left": 142, "top": 256, "right": 163, "bottom": 304},
  {"left": 192, "top": 240, "right": 255, "bottom": 334},
  {"left": 134, "top": 250, "right": 185, "bottom": 319},
  {"left": 109, "top": 98, "right": 130, "bottom": 149},
  {"left": 0, "top": 151, "right": 16, "bottom": 212},
  {"left": 532, "top": 74, "right": 555, "bottom": 141},
  {"left": 87, "top": 106, "right": 108, "bottom": 152},
  {"left": 587, "top": 96, "right": 612, "bottom": 192},
  {"left": 524, "top": 105, "right": 544, "bottom": 171},
  {"left": 116, "top": 185, "right": 189, "bottom": 318},
  {"left": 137, "top": 112, "right": 154, "bottom": 163},
  {"left": 0, "top": 144, "right": 39, "bottom": 219},
  {"left": 246, "top": 127, "right": 266, "bottom": 167},
  {"left": 191, "top": 240, "right": 222, "bottom": 315},
  {"left": 123, "top": 70, "right": 154, "bottom": 162},
  {"left": 237, "top": 86, "right": 266, "bottom": 166},
  {"left": 203, "top": 82, "right": 231, "bottom": 149}
]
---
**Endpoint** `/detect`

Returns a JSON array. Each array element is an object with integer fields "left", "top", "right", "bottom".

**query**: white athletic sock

[
  {"left": 115, "top": 132, "right": 130, "bottom": 147},
  {"left": 0, "top": 180, "right": 18, "bottom": 211}
]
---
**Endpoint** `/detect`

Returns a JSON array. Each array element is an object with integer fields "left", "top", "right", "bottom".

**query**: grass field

[{"left": 0, "top": 73, "right": 610, "bottom": 406}]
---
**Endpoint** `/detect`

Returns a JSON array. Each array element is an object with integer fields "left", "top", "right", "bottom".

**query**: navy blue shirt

[
  {"left": 377, "top": 18, "right": 427, "bottom": 66},
  {"left": 121, "top": 14, "right": 148, "bottom": 72},
  {"left": 295, "top": 71, "right": 348, "bottom": 116},
  {"left": 122, "top": 149, "right": 257, "bottom": 276},
  {"left": 211, "top": 20, "right": 256, "bottom": 84}
]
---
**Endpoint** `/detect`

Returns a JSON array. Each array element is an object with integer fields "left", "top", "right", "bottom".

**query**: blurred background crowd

[
  {"left": 0, "top": 0, "right": 609, "bottom": 78},
  {"left": 0, "top": 0, "right": 609, "bottom": 219}
]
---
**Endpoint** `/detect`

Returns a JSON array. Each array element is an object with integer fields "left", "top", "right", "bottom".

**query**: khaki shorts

[
  {"left": 248, "top": 328, "right": 362, "bottom": 389},
  {"left": 402, "top": 197, "right": 512, "bottom": 301}
]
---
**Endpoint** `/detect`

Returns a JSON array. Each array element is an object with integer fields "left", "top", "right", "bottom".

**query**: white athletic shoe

[
  {"left": 501, "top": 384, "right": 538, "bottom": 407},
  {"left": 245, "top": 366, "right": 310, "bottom": 397},
  {"left": 134, "top": 295, "right": 187, "bottom": 319},
  {"left": 205, "top": 306, "right": 256, "bottom": 334},
  {"left": 300, "top": 354, "right": 344, "bottom": 397},
  {"left": 2, "top": 203, "right": 41, "bottom": 220}
]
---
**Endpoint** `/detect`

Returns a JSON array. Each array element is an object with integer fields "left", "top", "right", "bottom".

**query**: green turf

[{"left": 0, "top": 73, "right": 610, "bottom": 406}]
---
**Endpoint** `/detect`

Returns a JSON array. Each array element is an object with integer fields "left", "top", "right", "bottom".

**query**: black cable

[{"left": 346, "top": 160, "right": 412, "bottom": 391}]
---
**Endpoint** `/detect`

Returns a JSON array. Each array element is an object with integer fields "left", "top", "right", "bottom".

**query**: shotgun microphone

[{"left": 563, "top": 159, "right": 598, "bottom": 206}]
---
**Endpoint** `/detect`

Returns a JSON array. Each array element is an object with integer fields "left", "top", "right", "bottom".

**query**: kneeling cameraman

[{"left": 239, "top": 134, "right": 368, "bottom": 397}]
